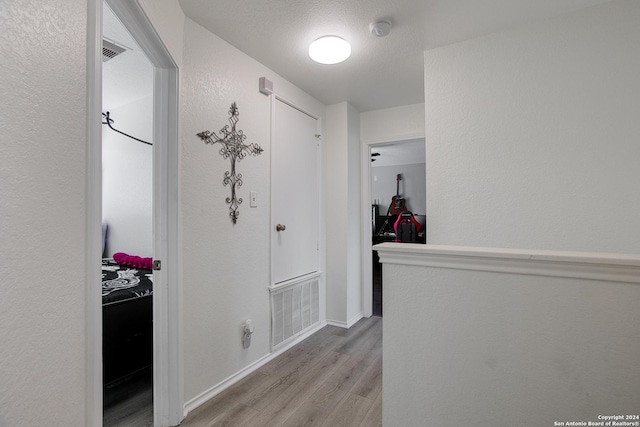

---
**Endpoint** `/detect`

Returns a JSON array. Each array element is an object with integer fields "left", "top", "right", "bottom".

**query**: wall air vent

[
  {"left": 270, "top": 276, "right": 320, "bottom": 350},
  {"left": 102, "top": 39, "right": 127, "bottom": 62}
]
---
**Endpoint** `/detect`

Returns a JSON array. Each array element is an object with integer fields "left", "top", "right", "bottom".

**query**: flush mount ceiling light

[{"left": 309, "top": 36, "right": 351, "bottom": 64}]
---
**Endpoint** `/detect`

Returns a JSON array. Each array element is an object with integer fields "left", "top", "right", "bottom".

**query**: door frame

[
  {"left": 360, "top": 136, "right": 425, "bottom": 317},
  {"left": 86, "top": 1, "right": 182, "bottom": 425}
]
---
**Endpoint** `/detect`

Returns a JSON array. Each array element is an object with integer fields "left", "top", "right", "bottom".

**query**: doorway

[
  {"left": 87, "top": 0, "right": 182, "bottom": 426},
  {"left": 362, "top": 139, "right": 426, "bottom": 317},
  {"left": 102, "top": 2, "right": 154, "bottom": 424}
]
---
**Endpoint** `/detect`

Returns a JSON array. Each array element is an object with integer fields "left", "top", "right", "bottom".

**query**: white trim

[
  {"left": 268, "top": 271, "right": 322, "bottom": 292},
  {"left": 326, "top": 312, "right": 364, "bottom": 329},
  {"left": 274, "top": 94, "right": 319, "bottom": 120},
  {"left": 363, "top": 132, "right": 425, "bottom": 146},
  {"left": 183, "top": 321, "right": 326, "bottom": 417},
  {"left": 269, "top": 92, "right": 276, "bottom": 285},
  {"left": 360, "top": 142, "right": 373, "bottom": 318},
  {"left": 151, "top": 67, "right": 182, "bottom": 427},
  {"left": 316, "top": 115, "right": 326, "bottom": 326},
  {"left": 86, "top": 1, "right": 103, "bottom": 425},
  {"left": 374, "top": 243, "right": 640, "bottom": 284},
  {"left": 360, "top": 136, "right": 426, "bottom": 318},
  {"left": 99, "top": 1, "right": 183, "bottom": 426}
]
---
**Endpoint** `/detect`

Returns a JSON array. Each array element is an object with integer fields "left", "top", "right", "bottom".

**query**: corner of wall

[
  {"left": 138, "top": 0, "right": 185, "bottom": 66},
  {"left": 360, "top": 103, "right": 425, "bottom": 143}
]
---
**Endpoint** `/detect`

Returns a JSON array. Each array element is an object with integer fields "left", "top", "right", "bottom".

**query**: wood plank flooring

[
  {"left": 180, "top": 316, "right": 382, "bottom": 427},
  {"left": 104, "top": 370, "right": 153, "bottom": 426}
]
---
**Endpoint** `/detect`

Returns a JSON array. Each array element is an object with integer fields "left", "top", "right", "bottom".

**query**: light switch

[{"left": 250, "top": 191, "right": 257, "bottom": 207}]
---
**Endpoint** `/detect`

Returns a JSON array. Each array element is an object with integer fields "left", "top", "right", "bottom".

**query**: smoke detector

[{"left": 370, "top": 20, "right": 392, "bottom": 38}]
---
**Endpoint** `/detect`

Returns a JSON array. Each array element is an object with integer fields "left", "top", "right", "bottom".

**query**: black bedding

[
  {"left": 102, "top": 258, "right": 153, "bottom": 386},
  {"left": 102, "top": 258, "right": 153, "bottom": 305}
]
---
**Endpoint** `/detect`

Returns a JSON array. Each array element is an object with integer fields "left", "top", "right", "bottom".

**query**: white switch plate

[{"left": 250, "top": 191, "right": 257, "bottom": 207}]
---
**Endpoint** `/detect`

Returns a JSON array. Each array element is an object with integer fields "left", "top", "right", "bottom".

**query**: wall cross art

[{"left": 197, "top": 102, "right": 263, "bottom": 224}]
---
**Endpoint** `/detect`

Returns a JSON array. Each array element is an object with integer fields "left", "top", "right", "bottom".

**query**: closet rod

[{"left": 102, "top": 111, "right": 152, "bottom": 146}]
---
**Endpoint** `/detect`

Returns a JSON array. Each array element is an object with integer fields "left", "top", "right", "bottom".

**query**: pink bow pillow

[{"left": 113, "top": 252, "right": 153, "bottom": 270}]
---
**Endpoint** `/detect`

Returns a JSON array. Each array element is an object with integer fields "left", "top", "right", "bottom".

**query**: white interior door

[{"left": 271, "top": 98, "right": 319, "bottom": 284}]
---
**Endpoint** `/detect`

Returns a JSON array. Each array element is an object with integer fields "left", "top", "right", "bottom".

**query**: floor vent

[
  {"left": 270, "top": 276, "right": 320, "bottom": 349},
  {"left": 103, "top": 39, "right": 127, "bottom": 62}
]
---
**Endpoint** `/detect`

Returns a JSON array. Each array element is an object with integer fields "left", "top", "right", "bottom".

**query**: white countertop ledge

[{"left": 373, "top": 243, "right": 640, "bottom": 284}]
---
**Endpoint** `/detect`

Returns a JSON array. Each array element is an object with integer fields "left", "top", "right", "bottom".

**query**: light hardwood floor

[
  {"left": 104, "top": 370, "right": 153, "bottom": 426},
  {"left": 103, "top": 317, "right": 382, "bottom": 426},
  {"left": 180, "top": 316, "right": 383, "bottom": 427}
]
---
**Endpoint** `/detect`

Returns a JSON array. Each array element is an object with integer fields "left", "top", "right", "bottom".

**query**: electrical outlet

[
  {"left": 242, "top": 319, "right": 254, "bottom": 348},
  {"left": 242, "top": 332, "right": 251, "bottom": 348}
]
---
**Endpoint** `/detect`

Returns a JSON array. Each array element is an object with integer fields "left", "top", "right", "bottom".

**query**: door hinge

[{"left": 153, "top": 260, "right": 162, "bottom": 271}]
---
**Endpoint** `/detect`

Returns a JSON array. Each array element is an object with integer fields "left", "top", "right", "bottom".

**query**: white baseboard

[
  {"left": 183, "top": 320, "right": 327, "bottom": 417},
  {"left": 326, "top": 312, "right": 364, "bottom": 329},
  {"left": 270, "top": 320, "right": 326, "bottom": 353}
]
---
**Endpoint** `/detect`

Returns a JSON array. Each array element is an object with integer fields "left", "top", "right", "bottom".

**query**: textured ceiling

[{"left": 178, "top": 0, "right": 611, "bottom": 112}]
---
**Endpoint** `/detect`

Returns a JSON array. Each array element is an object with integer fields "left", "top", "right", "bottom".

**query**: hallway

[{"left": 181, "top": 317, "right": 382, "bottom": 427}]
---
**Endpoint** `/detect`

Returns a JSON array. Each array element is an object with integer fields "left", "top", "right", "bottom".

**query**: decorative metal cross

[{"left": 197, "top": 102, "right": 263, "bottom": 224}]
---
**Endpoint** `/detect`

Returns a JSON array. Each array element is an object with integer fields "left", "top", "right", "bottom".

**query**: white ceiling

[
  {"left": 178, "top": 0, "right": 611, "bottom": 112},
  {"left": 371, "top": 139, "right": 425, "bottom": 167}
]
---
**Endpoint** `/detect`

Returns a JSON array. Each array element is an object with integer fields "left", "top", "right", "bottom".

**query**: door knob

[{"left": 275, "top": 224, "right": 286, "bottom": 232}]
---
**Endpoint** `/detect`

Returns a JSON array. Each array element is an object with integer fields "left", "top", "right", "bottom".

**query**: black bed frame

[{"left": 103, "top": 294, "right": 153, "bottom": 386}]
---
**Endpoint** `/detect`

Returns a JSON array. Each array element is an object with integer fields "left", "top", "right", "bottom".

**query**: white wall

[
  {"left": 346, "top": 103, "right": 362, "bottom": 323},
  {"left": 181, "top": 17, "right": 325, "bottom": 404},
  {"left": 326, "top": 102, "right": 362, "bottom": 326},
  {"left": 378, "top": 1, "right": 640, "bottom": 425},
  {"left": 378, "top": 244, "right": 640, "bottom": 427},
  {"left": 0, "top": 0, "right": 87, "bottom": 425},
  {"left": 138, "top": 0, "right": 184, "bottom": 66},
  {"left": 102, "top": 95, "right": 153, "bottom": 257},
  {"left": 325, "top": 104, "right": 348, "bottom": 323},
  {"left": 371, "top": 163, "right": 426, "bottom": 215},
  {"left": 424, "top": 0, "right": 640, "bottom": 253},
  {"left": 102, "top": 0, "right": 155, "bottom": 258},
  {"left": 360, "top": 103, "right": 425, "bottom": 144},
  {"left": 0, "top": 0, "right": 330, "bottom": 424}
]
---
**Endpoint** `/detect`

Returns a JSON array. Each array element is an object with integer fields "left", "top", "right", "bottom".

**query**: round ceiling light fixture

[{"left": 308, "top": 36, "right": 351, "bottom": 64}]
